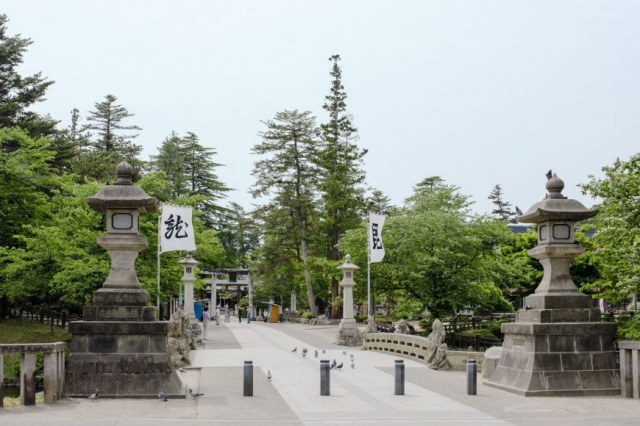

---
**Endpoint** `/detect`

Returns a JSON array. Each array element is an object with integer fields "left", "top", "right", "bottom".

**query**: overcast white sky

[{"left": 5, "top": 1, "right": 640, "bottom": 215}]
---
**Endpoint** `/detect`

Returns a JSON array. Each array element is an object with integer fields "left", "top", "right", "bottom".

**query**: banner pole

[
  {"left": 157, "top": 204, "right": 162, "bottom": 314},
  {"left": 367, "top": 216, "right": 372, "bottom": 320}
]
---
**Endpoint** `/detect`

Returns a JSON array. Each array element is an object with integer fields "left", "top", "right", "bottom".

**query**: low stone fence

[
  {"left": 619, "top": 340, "right": 640, "bottom": 399},
  {"left": 0, "top": 342, "right": 66, "bottom": 407},
  {"left": 363, "top": 332, "right": 486, "bottom": 371}
]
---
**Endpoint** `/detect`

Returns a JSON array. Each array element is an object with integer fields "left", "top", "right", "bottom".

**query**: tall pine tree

[
  {"left": 0, "top": 14, "right": 57, "bottom": 138},
  {"left": 251, "top": 110, "right": 320, "bottom": 315},
  {"left": 488, "top": 184, "right": 514, "bottom": 222},
  {"left": 316, "top": 55, "right": 368, "bottom": 317},
  {"left": 74, "top": 95, "right": 143, "bottom": 182},
  {"left": 150, "top": 131, "right": 231, "bottom": 227}
]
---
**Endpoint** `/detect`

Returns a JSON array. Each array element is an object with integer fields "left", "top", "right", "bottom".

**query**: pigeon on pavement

[
  {"left": 291, "top": 347, "right": 297, "bottom": 353},
  {"left": 178, "top": 367, "right": 187, "bottom": 374},
  {"left": 188, "top": 388, "right": 204, "bottom": 400},
  {"left": 88, "top": 389, "right": 99, "bottom": 402},
  {"left": 314, "top": 350, "right": 318, "bottom": 358},
  {"left": 158, "top": 390, "right": 168, "bottom": 402},
  {"left": 267, "top": 370, "right": 272, "bottom": 382},
  {"left": 302, "top": 348, "right": 308, "bottom": 357},
  {"left": 330, "top": 359, "right": 337, "bottom": 369},
  {"left": 336, "top": 362, "right": 343, "bottom": 370}
]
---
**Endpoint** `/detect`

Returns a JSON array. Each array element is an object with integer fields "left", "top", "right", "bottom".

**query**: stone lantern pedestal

[
  {"left": 485, "top": 173, "right": 619, "bottom": 396},
  {"left": 65, "top": 162, "right": 183, "bottom": 398},
  {"left": 335, "top": 255, "right": 362, "bottom": 347}
]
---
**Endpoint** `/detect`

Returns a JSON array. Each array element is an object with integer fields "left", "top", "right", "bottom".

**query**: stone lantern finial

[
  {"left": 114, "top": 161, "right": 135, "bottom": 185},
  {"left": 545, "top": 172, "right": 566, "bottom": 199}
]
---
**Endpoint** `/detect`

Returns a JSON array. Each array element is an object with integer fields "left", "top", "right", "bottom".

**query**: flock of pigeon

[
  {"left": 88, "top": 346, "right": 354, "bottom": 403},
  {"left": 88, "top": 368, "right": 205, "bottom": 404},
  {"left": 285, "top": 347, "right": 356, "bottom": 374}
]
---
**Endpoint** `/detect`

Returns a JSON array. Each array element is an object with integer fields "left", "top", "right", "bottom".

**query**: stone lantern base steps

[
  {"left": 485, "top": 295, "right": 620, "bottom": 397},
  {"left": 82, "top": 288, "right": 157, "bottom": 321},
  {"left": 336, "top": 319, "right": 362, "bottom": 346},
  {"left": 65, "top": 289, "right": 184, "bottom": 398}
]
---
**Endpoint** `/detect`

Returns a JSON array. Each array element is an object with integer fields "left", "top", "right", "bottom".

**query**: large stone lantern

[
  {"left": 66, "top": 162, "right": 183, "bottom": 398},
  {"left": 83, "top": 161, "right": 157, "bottom": 320},
  {"left": 519, "top": 173, "right": 598, "bottom": 307},
  {"left": 335, "top": 255, "right": 362, "bottom": 346},
  {"left": 486, "top": 172, "right": 619, "bottom": 396}
]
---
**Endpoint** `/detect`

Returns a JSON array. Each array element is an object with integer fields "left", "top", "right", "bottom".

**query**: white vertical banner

[
  {"left": 368, "top": 213, "right": 386, "bottom": 264},
  {"left": 159, "top": 205, "right": 196, "bottom": 253}
]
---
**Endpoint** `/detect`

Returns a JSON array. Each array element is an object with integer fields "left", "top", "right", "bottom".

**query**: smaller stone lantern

[
  {"left": 179, "top": 252, "right": 199, "bottom": 320},
  {"left": 335, "top": 255, "right": 362, "bottom": 346}
]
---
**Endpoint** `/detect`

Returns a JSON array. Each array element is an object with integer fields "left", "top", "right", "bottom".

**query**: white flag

[
  {"left": 159, "top": 205, "right": 196, "bottom": 253},
  {"left": 368, "top": 214, "right": 386, "bottom": 264}
]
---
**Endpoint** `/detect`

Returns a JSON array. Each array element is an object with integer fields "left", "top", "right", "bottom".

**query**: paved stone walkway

[{"left": 2, "top": 319, "right": 640, "bottom": 425}]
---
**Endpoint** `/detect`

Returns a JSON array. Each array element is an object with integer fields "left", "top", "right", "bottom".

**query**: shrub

[
  {"left": 354, "top": 314, "right": 367, "bottom": 323},
  {"left": 617, "top": 314, "right": 640, "bottom": 341},
  {"left": 301, "top": 311, "right": 313, "bottom": 320},
  {"left": 390, "top": 299, "right": 423, "bottom": 321}
]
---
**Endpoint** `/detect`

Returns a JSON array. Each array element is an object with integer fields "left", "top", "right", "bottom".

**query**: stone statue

[
  {"left": 396, "top": 319, "right": 408, "bottom": 334},
  {"left": 167, "top": 308, "right": 194, "bottom": 368},
  {"left": 424, "top": 319, "right": 449, "bottom": 370}
]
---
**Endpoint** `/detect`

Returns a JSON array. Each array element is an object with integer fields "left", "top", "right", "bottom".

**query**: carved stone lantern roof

[
  {"left": 337, "top": 254, "right": 359, "bottom": 273},
  {"left": 178, "top": 251, "right": 199, "bottom": 269},
  {"left": 87, "top": 162, "right": 157, "bottom": 213},
  {"left": 517, "top": 173, "right": 597, "bottom": 224}
]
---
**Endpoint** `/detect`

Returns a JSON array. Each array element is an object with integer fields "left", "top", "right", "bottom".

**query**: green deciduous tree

[
  {"left": 0, "top": 179, "right": 107, "bottom": 312},
  {"left": 339, "top": 178, "right": 516, "bottom": 319},
  {"left": 580, "top": 154, "right": 640, "bottom": 306},
  {"left": 0, "top": 128, "right": 59, "bottom": 248}
]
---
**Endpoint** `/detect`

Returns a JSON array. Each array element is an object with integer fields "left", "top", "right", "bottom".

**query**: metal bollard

[
  {"left": 320, "top": 360, "right": 330, "bottom": 396},
  {"left": 244, "top": 360, "right": 253, "bottom": 396},
  {"left": 395, "top": 360, "right": 405, "bottom": 395},
  {"left": 467, "top": 359, "right": 477, "bottom": 395}
]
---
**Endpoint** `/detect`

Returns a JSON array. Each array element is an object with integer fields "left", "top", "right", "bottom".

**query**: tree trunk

[{"left": 301, "top": 239, "right": 317, "bottom": 316}]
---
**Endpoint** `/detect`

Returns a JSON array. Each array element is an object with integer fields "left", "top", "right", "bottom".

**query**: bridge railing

[{"left": 0, "top": 342, "right": 66, "bottom": 407}]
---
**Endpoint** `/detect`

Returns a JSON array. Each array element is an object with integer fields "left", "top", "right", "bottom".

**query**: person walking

[
  {"left": 225, "top": 305, "right": 231, "bottom": 323},
  {"left": 202, "top": 307, "right": 211, "bottom": 340},
  {"left": 215, "top": 305, "right": 220, "bottom": 325}
]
